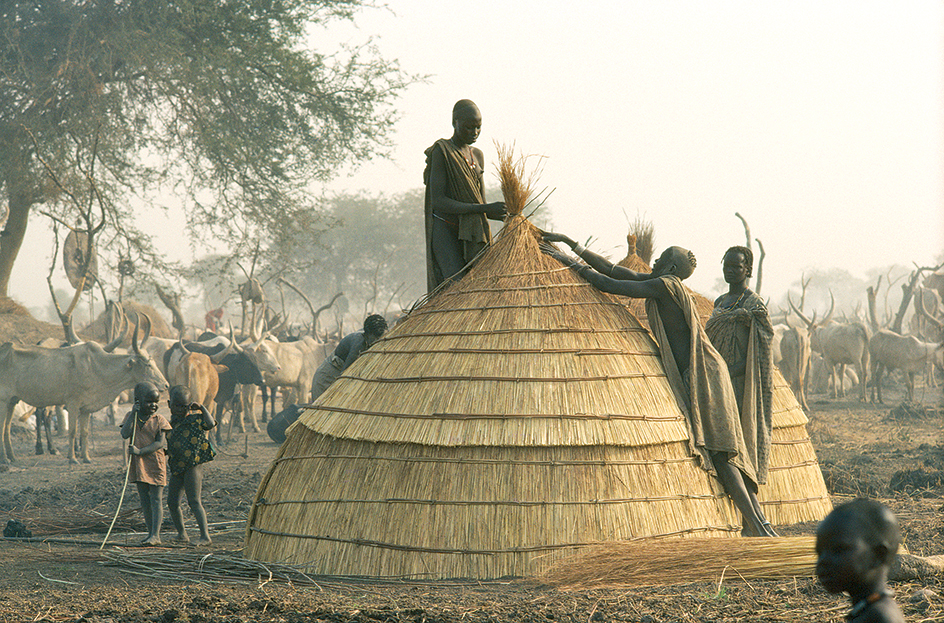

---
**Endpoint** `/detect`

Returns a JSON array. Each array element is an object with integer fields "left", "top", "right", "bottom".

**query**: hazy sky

[
  {"left": 323, "top": 0, "right": 944, "bottom": 302},
  {"left": 9, "top": 0, "right": 944, "bottom": 317}
]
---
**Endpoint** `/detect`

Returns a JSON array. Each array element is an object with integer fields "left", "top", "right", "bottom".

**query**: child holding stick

[
  {"left": 166, "top": 385, "right": 216, "bottom": 545},
  {"left": 120, "top": 382, "right": 171, "bottom": 546}
]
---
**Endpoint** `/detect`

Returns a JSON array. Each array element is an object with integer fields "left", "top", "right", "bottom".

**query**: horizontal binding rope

[
  {"left": 247, "top": 525, "right": 741, "bottom": 555},
  {"left": 272, "top": 454, "right": 698, "bottom": 467},
  {"left": 254, "top": 492, "right": 725, "bottom": 507},
  {"left": 361, "top": 347, "right": 659, "bottom": 356},
  {"left": 439, "top": 283, "right": 593, "bottom": 295},
  {"left": 411, "top": 301, "right": 630, "bottom": 315},
  {"left": 379, "top": 327, "right": 650, "bottom": 340},
  {"left": 770, "top": 437, "right": 813, "bottom": 445},
  {"left": 303, "top": 405, "right": 684, "bottom": 422},
  {"left": 341, "top": 372, "right": 657, "bottom": 383},
  {"left": 759, "top": 495, "right": 831, "bottom": 506},
  {"left": 768, "top": 460, "right": 821, "bottom": 471}
]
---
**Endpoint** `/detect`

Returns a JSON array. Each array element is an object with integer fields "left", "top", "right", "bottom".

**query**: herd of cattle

[
  {"left": 771, "top": 284, "right": 944, "bottom": 411},
  {"left": 1, "top": 277, "right": 942, "bottom": 467},
  {"left": 0, "top": 303, "right": 335, "bottom": 465}
]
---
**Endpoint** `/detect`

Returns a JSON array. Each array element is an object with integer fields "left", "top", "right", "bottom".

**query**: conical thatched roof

[{"left": 244, "top": 208, "right": 830, "bottom": 579}]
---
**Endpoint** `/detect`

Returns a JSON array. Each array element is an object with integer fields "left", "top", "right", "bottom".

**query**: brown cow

[{"left": 165, "top": 343, "right": 227, "bottom": 427}]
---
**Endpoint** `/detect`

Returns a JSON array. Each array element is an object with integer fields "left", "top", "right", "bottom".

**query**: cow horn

[
  {"left": 103, "top": 313, "right": 129, "bottom": 352},
  {"left": 823, "top": 291, "right": 835, "bottom": 325},
  {"left": 252, "top": 317, "right": 269, "bottom": 349},
  {"left": 131, "top": 313, "right": 142, "bottom": 355},
  {"left": 140, "top": 312, "right": 153, "bottom": 346},
  {"left": 228, "top": 321, "right": 244, "bottom": 353},
  {"left": 787, "top": 293, "right": 813, "bottom": 329}
]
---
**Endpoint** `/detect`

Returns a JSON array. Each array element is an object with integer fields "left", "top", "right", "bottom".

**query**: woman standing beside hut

[{"left": 705, "top": 246, "right": 777, "bottom": 536}]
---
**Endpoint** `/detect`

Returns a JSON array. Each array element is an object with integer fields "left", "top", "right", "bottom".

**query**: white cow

[{"left": 0, "top": 317, "right": 168, "bottom": 464}]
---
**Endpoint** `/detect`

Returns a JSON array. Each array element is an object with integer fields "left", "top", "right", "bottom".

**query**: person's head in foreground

[{"left": 815, "top": 498, "right": 904, "bottom": 623}]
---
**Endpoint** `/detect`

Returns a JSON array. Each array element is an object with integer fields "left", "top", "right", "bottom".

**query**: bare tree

[{"left": 31, "top": 130, "right": 106, "bottom": 344}]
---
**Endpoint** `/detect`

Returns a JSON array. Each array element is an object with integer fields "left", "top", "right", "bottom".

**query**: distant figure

[
  {"left": 423, "top": 99, "right": 506, "bottom": 292},
  {"left": 816, "top": 498, "right": 905, "bottom": 623},
  {"left": 541, "top": 231, "right": 775, "bottom": 536},
  {"left": 705, "top": 246, "right": 777, "bottom": 536},
  {"left": 205, "top": 308, "right": 223, "bottom": 332},
  {"left": 166, "top": 385, "right": 216, "bottom": 546},
  {"left": 120, "top": 382, "right": 171, "bottom": 546},
  {"left": 266, "top": 314, "right": 389, "bottom": 443}
]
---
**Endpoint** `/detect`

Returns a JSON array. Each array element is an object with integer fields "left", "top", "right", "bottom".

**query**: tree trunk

[{"left": 0, "top": 173, "right": 35, "bottom": 298}]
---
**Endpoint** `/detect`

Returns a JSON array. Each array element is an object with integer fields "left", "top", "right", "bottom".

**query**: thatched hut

[{"left": 244, "top": 204, "right": 830, "bottom": 578}]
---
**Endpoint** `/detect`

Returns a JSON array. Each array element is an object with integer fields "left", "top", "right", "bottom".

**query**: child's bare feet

[
  {"left": 173, "top": 534, "right": 190, "bottom": 544},
  {"left": 196, "top": 537, "right": 212, "bottom": 546},
  {"left": 142, "top": 535, "right": 162, "bottom": 546}
]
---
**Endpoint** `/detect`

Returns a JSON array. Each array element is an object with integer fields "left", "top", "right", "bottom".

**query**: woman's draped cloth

[
  {"left": 704, "top": 290, "right": 775, "bottom": 485},
  {"left": 646, "top": 275, "right": 757, "bottom": 486},
  {"left": 423, "top": 138, "right": 491, "bottom": 292}
]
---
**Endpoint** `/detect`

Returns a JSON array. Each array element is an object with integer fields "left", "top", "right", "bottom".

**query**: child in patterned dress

[
  {"left": 165, "top": 385, "right": 216, "bottom": 545},
  {"left": 120, "top": 382, "right": 172, "bottom": 546}
]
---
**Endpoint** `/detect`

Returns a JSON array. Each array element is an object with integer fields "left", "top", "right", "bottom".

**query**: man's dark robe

[
  {"left": 423, "top": 138, "right": 490, "bottom": 292},
  {"left": 705, "top": 290, "right": 775, "bottom": 485}
]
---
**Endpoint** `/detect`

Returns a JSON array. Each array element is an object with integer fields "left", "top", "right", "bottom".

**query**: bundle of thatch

[
  {"left": 541, "top": 536, "right": 817, "bottom": 589},
  {"left": 243, "top": 148, "right": 830, "bottom": 580}
]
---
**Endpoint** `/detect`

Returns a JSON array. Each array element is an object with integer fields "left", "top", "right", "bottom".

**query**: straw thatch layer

[{"left": 245, "top": 428, "right": 743, "bottom": 578}]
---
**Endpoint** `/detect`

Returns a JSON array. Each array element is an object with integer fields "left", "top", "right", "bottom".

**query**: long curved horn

[
  {"left": 131, "top": 313, "right": 142, "bottom": 355},
  {"left": 103, "top": 313, "right": 129, "bottom": 352},
  {"left": 140, "top": 313, "right": 153, "bottom": 346},
  {"left": 823, "top": 291, "right": 836, "bottom": 325},
  {"left": 787, "top": 292, "right": 813, "bottom": 328},
  {"left": 228, "top": 321, "right": 244, "bottom": 353},
  {"left": 252, "top": 316, "right": 269, "bottom": 349}
]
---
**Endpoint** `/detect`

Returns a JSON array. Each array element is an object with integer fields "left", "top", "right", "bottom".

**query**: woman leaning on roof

[
  {"left": 423, "top": 99, "right": 506, "bottom": 292},
  {"left": 540, "top": 231, "right": 777, "bottom": 537}
]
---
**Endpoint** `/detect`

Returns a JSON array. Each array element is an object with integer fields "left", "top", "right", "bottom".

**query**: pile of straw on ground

[
  {"left": 540, "top": 536, "right": 817, "bottom": 589},
  {"left": 243, "top": 147, "right": 830, "bottom": 580}
]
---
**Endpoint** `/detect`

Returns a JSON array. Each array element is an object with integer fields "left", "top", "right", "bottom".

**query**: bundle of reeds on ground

[
  {"left": 541, "top": 536, "right": 817, "bottom": 589},
  {"left": 243, "top": 146, "right": 830, "bottom": 580}
]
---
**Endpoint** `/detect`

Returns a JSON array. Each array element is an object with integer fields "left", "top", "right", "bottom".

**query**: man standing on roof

[
  {"left": 540, "top": 232, "right": 777, "bottom": 537},
  {"left": 705, "top": 246, "right": 777, "bottom": 535},
  {"left": 423, "top": 99, "right": 506, "bottom": 292}
]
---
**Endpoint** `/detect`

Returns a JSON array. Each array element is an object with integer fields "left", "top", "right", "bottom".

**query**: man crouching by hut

[{"left": 540, "top": 232, "right": 777, "bottom": 537}]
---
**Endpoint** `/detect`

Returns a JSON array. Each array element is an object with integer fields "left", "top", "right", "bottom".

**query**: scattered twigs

[{"left": 101, "top": 549, "right": 518, "bottom": 588}]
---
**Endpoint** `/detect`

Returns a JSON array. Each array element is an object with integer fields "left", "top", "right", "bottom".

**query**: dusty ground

[{"left": 0, "top": 301, "right": 941, "bottom": 622}]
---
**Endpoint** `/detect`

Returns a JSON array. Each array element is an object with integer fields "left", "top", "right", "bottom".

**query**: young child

[
  {"left": 165, "top": 385, "right": 216, "bottom": 545},
  {"left": 816, "top": 498, "right": 905, "bottom": 623},
  {"left": 120, "top": 381, "right": 171, "bottom": 546}
]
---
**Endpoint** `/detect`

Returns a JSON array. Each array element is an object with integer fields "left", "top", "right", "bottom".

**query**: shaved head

[
  {"left": 452, "top": 99, "right": 480, "bottom": 122},
  {"left": 653, "top": 246, "right": 697, "bottom": 280}
]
